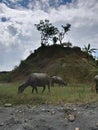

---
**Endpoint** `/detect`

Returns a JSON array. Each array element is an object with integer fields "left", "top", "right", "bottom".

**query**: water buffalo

[
  {"left": 18, "top": 73, "right": 51, "bottom": 94},
  {"left": 51, "top": 76, "right": 67, "bottom": 87},
  {"left": 94, "top": 75, "right": 98, "bottom": 93}
]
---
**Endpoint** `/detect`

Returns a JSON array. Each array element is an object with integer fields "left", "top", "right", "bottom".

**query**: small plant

[
  {"left": 62, "top": 41, "right": 72, "bottom": 47},
  {"left": 82, "top": 43, "right": 97, "bottom": 58}
]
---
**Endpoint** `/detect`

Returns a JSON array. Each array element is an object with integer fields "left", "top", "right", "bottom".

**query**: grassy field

[{"left": 0, "top": 82, "right": 98, "bottom": 106}]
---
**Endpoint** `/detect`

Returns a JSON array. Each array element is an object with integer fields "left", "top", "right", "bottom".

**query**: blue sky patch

[
  {"left": 62, "top": 0, "right": 72, "bottom": 4},
  {"left": 0, "top": 0, "right": 72, "bottom": 9},
  {"left": 0, "top": 17, "right": 8, "bottom": 22}
]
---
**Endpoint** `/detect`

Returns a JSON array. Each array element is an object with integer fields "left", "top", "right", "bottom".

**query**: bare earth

[{"left": 0, "top": 103, "right": 98, "bottom": 130}]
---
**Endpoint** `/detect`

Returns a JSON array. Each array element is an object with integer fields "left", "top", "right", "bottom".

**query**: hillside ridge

[{"left": 0, "top": 44, "right": 97, "bottom": 83}]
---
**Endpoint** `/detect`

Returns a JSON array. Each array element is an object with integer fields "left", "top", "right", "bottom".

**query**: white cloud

[{"left": 0, "top": 0, "right": 98, "bottom": 71}]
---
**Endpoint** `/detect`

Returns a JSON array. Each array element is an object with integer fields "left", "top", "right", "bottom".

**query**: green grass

[{"left": 0, "top": 83, "right": 98, "bottom": 106}]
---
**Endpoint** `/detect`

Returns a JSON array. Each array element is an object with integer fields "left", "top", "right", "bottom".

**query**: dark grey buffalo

[
  {"left": 94, "top": 75, "right": 98, "bottom": 93},
  {"left": 51, "top": 76, "right": 67, "bottom": 87},
  {"left": 18, "top": 73, "right": 51, "bottom": 94}
]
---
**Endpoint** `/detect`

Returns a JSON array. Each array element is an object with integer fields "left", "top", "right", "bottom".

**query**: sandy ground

[{"left": 0, "top": 103, "right": 98, "bottom": 130}]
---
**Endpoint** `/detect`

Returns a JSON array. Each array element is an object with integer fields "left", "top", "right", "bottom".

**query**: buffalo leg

[
  {"left": 48, "top": 85, "right": 50, "bottom": 93},
  {"left": 95, "top": 81, "right": 98, "bottom": 93},
  {"left": 96, "top": 85, "right": 98, "bottom": 93},
  {"left": 34, "top": 87, "right": 38, "bottom": 93},
  {"left": 42, "top": 86, "right": 46, "bottom": 93},
  {"left": 31, "top": 86, "right": 38, "bottom": 94},
  {"left": 32, "top": 87, "right": 34, "bottom": 93}
]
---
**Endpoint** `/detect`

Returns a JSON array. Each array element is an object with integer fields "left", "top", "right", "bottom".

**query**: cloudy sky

[{"left": 0, "top": 0, "right": 98, "bottom": 71}]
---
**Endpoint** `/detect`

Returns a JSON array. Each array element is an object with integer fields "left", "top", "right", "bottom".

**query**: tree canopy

[
  {"left": 35, "top": 19, "right": 71, "bottom": 46},
  {"left": 35, "top": 19, "right": 58, "bottom": 45}
]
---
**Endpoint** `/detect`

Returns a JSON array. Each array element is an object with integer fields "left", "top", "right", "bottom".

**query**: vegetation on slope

[{"left": 0, "top": 44, "right": 97, "bottom": 84}]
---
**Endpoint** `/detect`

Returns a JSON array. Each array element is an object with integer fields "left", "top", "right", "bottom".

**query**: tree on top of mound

[{"left": 35, "top": 19, "right": 71, "bottom": 46}]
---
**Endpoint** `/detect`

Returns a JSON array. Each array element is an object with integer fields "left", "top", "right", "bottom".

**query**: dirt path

[{"left": 0, "top": 103, "right": 98, "bottom": 130}]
